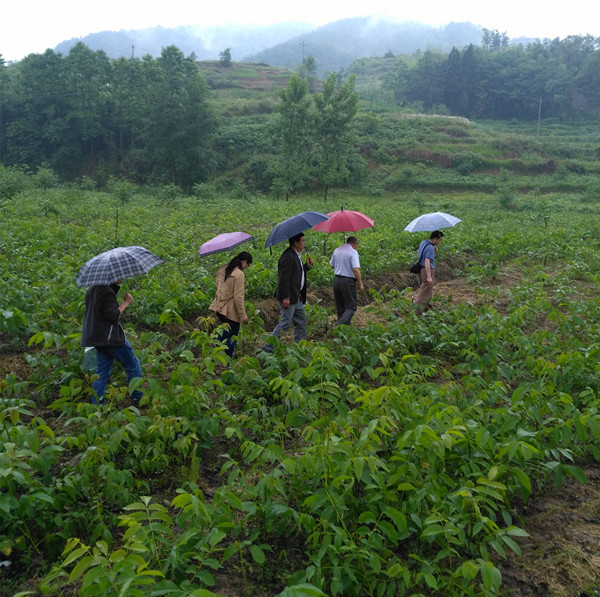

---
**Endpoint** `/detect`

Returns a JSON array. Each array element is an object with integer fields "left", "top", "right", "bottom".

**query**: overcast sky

[{"left": 2, "top": 0, "right": 599, "bottom": 62}]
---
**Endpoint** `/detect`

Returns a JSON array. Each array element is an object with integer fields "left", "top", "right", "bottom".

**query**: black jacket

[
  {"left": 275, "top": 247, "right": 311, "bottom": 305},
  {"left": 80, "top": 284, "right": 126, "bottom": 348}
]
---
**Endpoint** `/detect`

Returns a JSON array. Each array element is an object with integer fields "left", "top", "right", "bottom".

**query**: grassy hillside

[{"left": 195, "top": 62, "right": 600, "bottom": 202}]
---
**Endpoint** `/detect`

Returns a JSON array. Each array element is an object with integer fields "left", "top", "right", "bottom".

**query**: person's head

[
  {"left": 346, "top": 236, "right": 358, "bottom": 248},
  {"left": 225, "top": 251, "right": 253, "bottom": 278},
  {"left": 429, "top": 230, "right": 444, "bottom": 245},
  {"left": 289, "top": 232, "right": 305, "bottom": 252},
  {"left": 236, "top": 251, "right": 253, "bottom": 269}
]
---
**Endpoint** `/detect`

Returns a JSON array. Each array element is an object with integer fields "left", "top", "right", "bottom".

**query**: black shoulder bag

[{"left": 409, "top": 242, "right": 430, "bottom": 274}]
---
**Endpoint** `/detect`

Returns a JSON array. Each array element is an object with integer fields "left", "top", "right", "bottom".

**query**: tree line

[
  {"left": 1, "top": 34, "right": 599, "bottom": 193},
  {"left": 381, "top": 33, "right": 600, "bottom": 119},
  {"left": 0, "top": 43, "right": 359, "bottom": 196}
]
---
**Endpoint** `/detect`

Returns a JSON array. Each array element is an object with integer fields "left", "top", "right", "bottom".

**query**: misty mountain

[
  {"left": 245, "top": 18, "right": 484, "bottom": 75},
  {"left": 54, "top": 22, "right": 314, "bottom": 61},
  {"left": 54, "top": 17, "right": 484, "bottom": 74}
]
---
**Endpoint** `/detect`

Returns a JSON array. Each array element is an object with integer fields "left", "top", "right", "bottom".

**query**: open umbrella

[
  {"left": 404, "top": 211, "right": 462, "bottom": 233},
  {"left": 313, "top": 209, "right": 374, "bottom": 234},
  {"left": 265, "top": 211, "right": 330, "bottom": 248},
  {"left": 198, "top": 232, "right": 254, "bottom": 257},
  {"left": 76, "top": 246, "right": 164, "bottom": 288}
]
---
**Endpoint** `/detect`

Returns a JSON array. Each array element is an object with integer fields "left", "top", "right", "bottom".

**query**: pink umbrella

[
  {"left": 198, "top": 232, "right": 254, "bottom": 257},
  {"left": 313, "top": 209, "right": 374, "bottom": 233}
]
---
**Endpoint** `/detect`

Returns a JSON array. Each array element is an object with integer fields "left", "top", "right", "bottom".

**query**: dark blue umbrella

[{"left": 265, "top": 211, "right": 330, "bottom": 248}]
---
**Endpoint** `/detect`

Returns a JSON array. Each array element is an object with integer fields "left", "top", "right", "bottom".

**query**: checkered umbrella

[{"left": 76, "top": 246, "right": 164, "bottom": 288}]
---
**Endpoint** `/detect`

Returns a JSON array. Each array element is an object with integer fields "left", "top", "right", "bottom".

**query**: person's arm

[
  {"left": 352, "top": 267, "right": 364, "bottom": 290},
  {"left": 99, "top": 288, "right": 127, "bottom": 321},
  {"left": 233, "top": 272, "right": 248, "bottom": 323},
  {"left": 118, "top": 292, "right": 133, "bottom": 314},
  {"left": 278, "top": 251, "right": 293, "bottom": 308},
  {"left": 424, "top": 258, "right": 433, "bottom": 282}
]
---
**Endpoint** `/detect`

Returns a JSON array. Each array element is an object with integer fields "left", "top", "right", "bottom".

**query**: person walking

[
  {"left": 263, "top": 232, "right": 314, "bottom": 352},
  {"left": 415, "top": 230, "right": 444, "bottom": 314},
  {"left": 80, "top": 282, "right": 144, "bottom": 405},
  {"left": 329, "top": 236, "right": 364, "bottom": 326},
  {"left": 209, "top": 251, "right": 252, "bottom": 357}
]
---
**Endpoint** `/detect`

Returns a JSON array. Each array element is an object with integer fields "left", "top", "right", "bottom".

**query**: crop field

[{"left": 2, "top": 183, "right": 600, "bottom": 596}]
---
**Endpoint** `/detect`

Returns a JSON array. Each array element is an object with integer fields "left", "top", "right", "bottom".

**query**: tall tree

[
  {"left": 406, "top": 50, "right": 445, "bottom": 112},
  {"left": 63, "top": 43, "right": 114, "bottom": 174},
  {"left": 219, "top": 48, "right": 232, "bottom": 67},
  {"left": 298, "top": 55, "right": 317, "bottom": 91},
  {"left": 271, "top": 72, "right": 312, "bottom": 200},
  {"left": 312, "top": 73, "right": 359, "bottom": 201},
  {"left": 0, "top": 55, "right": 7, "bottom": 162},
  {"left": 4, "top": 50, "right": 71, "bottom": 172},
  {"left": 137, "top": 46, "right": 214, "bottom": 191},
  {"left": 111, "top": 56, "right": 151, "bottom": 157}
]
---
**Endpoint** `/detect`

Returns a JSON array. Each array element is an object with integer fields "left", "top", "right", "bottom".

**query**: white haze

[{"left": 2, "top": 0, "right": 599, "bottom": 61}]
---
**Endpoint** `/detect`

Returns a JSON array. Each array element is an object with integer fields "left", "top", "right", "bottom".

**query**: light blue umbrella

[
  {"left": 404, "top": 211, "right": 461, "bottom": 233},
  {"left": 265, "top": 211, "right": 330, "bottom": 248}
]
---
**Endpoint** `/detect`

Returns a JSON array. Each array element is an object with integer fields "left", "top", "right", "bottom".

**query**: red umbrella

[{"left": 313, "top": 209, "right": 374, "bottom": 233}]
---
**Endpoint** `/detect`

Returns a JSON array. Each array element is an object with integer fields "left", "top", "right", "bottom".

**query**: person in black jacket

[
  {"left": 263, "top": 232, "right": 314, "bottom": 352},
  {"left": 81, "top": 282, "right": 143, "bottom": 405}
]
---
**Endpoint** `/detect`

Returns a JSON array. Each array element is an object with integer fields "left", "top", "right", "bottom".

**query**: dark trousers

[
  {"left": 333, "top": 275, "right": 357, "bottom": 326},
  {"left": 215, "top": 313, "right": 241, "bottom": 357}
]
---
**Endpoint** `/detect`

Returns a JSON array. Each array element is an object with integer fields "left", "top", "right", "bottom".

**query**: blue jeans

[
  {"left": 215, "top": 313, "right": 240, "bottom": 357},
  {"left": 93, "top": 339, "right": 143, "bottom": 404},
  {"left": 271, "top": 300, "right": 307, "bottom": 341}
]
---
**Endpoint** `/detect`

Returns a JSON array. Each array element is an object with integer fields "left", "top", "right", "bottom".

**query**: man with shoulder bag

[{"left": 414, "top": 230, "right": 443, "bottom": 314}]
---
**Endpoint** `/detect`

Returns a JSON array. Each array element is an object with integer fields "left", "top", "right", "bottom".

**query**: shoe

[{"left": 261, "top": 343, "right": 274, "bottom": 353}]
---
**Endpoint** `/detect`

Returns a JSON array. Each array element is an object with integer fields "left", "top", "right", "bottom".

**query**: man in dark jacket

[
  {"left": 81, "top": 282, "right": 143, "bottom": 405},
  {"left": 263, "top": 232, "right": 313, "bottom": 352}
]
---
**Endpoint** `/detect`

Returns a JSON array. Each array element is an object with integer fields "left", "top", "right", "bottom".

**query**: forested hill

[
  {"left": 52, "top": 17, "right": 485, "bottom": 75},
  {"left": 246, "top": 19, "right": 484, "bottom": 76}
]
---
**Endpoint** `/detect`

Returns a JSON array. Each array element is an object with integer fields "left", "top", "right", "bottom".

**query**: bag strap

[{"left": 416, "top": 240, "right": 432, "bottom": 264}]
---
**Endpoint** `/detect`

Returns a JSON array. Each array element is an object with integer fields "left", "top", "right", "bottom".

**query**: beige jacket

[{"left": 209, "top": 265, "right": 247, "bottom": 323}]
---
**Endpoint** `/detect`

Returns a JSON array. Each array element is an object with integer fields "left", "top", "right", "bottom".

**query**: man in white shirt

[{"left": 329, "top": 236, "right": 364, "bottom": 326}]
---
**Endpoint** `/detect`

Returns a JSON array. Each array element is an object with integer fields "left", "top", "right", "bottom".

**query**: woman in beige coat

[{"left": 209, "top": 251, "right": 252, "bottom": 357}]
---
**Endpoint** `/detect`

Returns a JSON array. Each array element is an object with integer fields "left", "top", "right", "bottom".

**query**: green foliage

[
  {"left": 0, "top": 164, "right": 29, "bottom": 200},
  {"left": 219, "top": 48, "right": 232, "bottom": 67},
  {"left": 3, "top": 178, "right": 600, "bottom": 596}
]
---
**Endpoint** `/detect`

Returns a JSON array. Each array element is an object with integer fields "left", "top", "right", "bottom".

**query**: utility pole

[{"left": 300, "top": 41, "right": 308, "bottom": 61}]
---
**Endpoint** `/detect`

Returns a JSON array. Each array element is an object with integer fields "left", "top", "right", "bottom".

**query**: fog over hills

[
  {"left": 54, "top": 16, "right": 511, "bottom": 75},
  {"left": 56, "top": 17, "right": 487, "bottom": 64},
  {"left": 54, "top": 22, "right": 314, "bottom": 61},
  {"left": 246, "top": 18, "right": 484, "bottom": 75}
]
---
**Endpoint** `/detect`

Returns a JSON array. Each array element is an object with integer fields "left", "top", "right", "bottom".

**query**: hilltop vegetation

[{"left": 1, "top": 33, "right": 599, "bottom": 200}]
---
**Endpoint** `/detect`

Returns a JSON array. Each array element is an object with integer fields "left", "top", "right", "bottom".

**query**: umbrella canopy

[
  {"left": 76, "top": 246, "right": 164, "bottom": 288},
  {"left": 404, "top": 211, "right": 462, "bottom": 233},
  {"left": 265, "top": 211, "right": 330, "bottom": 248},
  {"left": 313, "top": 209, "right": 374, "bottom": 234},
  {"left": 198, "top": 232, "right": 254, "bottom": 257}
]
